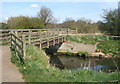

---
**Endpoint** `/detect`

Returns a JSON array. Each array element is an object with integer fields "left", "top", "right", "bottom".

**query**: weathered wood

[
  {"left": 58, "top": 37, "right": 59, "bottom": 44},
  {"left": 76, "top": 28, "right": 78, "bottom": 36},
  {"left": 28, "top": 30, "right": 31, "bottom": 44},
  {"left": 12, "top": 34, "right": 23, "bottom": 43},
  {"left": 15, "top": 31, "right": 18, "bottom": 56},
  {"left": 39, "top": 30, "right": 41, "bottom": 48},
  {"left": 22, "top": 35, "right": 26, "bottom": 59}
]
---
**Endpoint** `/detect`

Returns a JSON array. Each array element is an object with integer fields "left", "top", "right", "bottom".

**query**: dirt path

[{"left": 1, "top": 46, "right": 24, "bottom": 82}]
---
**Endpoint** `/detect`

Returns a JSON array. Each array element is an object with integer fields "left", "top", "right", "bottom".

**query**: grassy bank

[
  {"left": 0, "top": 43, "right": 10, "bottom": 46},
  {"left": 97, "top": 40, "right": 120, "bottom": 56},
  {"left": 11, "top": 45, "right": 120, "bottom": 82},
  {"left": 66, "top": 35, "right": 108, "bottom": 45},
  {"left": 66, "top": 35, "right": 120, "bottom": 57}
]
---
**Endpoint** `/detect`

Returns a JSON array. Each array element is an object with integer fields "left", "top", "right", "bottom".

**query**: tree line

[{"left": 0, "top": 6, "right": 120, "bottom": 36}]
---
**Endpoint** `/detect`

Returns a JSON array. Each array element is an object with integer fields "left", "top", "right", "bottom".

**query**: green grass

[
  {"left": 0, "top": 43, "right": 10, "bottom": 45},
  {"left": 97, "top": 40, "right": 120, "bottom": 56},
  {"left": 78, "top": 51, "right": 89, "bottom": 56},
  {"left": 66, "top": 35, "right": 108, "bottom": 45},
  {"left": 11, "top": 45, "right": 120, "bottom": 82},
  {"left": 66, "top": 35, "right": 120, "bottom": 57}
]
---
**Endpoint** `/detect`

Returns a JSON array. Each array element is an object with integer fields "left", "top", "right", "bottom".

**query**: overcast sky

[{"left": 1, "top": 0, "right": 119, "bottom": 23}]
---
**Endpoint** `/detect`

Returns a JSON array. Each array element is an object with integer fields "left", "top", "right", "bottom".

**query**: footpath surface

[{"left": 1, "top": 46, "right": 24, "bottom": 82}]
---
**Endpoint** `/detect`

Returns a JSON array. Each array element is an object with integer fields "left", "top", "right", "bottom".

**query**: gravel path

[{"left": 1, "top": 46, "right": 24, "bottom": 82}]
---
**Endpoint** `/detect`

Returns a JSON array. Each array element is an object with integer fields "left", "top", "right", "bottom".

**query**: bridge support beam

[
  {"left": 61, "top": 37, "right": 64, "bottom": 42},
  {"left": 47, "top": 40, "right": 49, "bottom": 48},
  {"left": 58, "top": 38, "right": 59, "bottom": 44},
  {"left": 53, "top": 39, "right": 55, "bottom": 45}
]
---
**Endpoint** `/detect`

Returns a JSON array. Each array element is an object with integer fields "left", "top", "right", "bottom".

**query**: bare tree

[{"left": 37, "top": 6, "right": 55, "bottom": 26}]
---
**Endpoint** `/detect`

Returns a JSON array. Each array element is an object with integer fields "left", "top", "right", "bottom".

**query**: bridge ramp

[{"left": 1, "top": 46, "right": 24, "bottom": 82}]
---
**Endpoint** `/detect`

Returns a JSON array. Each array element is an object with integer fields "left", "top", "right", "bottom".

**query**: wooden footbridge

[
  {"left": 0, "top": 28, "right": 77, "bottom": 61},
  {"left": 1, "top": 28, "right": 119, "bottom": 62}
]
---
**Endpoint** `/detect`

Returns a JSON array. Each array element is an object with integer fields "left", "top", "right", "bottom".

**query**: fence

[
  {"left": 11, "top": 33, "right": 26, "bottom": 62},
  {"left": 1, "top": 28, "right": 75, "bottom": 62},
  {"left": 1, "top": 28, "right": 120, "bottom": 62},
  {"left": 0, "top": 28, "right": 76, "bottom": 45},
  {"left": 0, "top": 30, "right": 11, "bottom": 44}
]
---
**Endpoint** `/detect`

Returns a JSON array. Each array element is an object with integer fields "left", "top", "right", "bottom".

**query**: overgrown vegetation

[
  {"left": 78, "top": 51, "right": 89, "bottom": 56},
  {"left": 66, "top": 35, "right": 107, "bottom": 44},
  {"left": 11, "top": 45, "right": 120, "bottom": 82},
  {"left": 97, "top": 40, "right": 120, "bottom": 56},
  {"left": 66, "top": 35, "right": 120, "bottom": 57}
]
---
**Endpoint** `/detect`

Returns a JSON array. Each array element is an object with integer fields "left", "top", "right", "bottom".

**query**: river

[{"left": 49, "top": 54, "right": 120, "bottom": 72}]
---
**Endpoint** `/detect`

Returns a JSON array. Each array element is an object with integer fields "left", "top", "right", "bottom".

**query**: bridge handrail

[
  {"left": 0, "top": 28, "right": 70, "bottom": 44},
  {"left": 0, "top": 28, "right": 70, "bottom": 32},
  {"left": 11, "top": 33, "right": 25, "bottom": 62}
]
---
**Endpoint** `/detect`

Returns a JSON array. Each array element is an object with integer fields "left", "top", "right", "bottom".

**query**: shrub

[{"left": 78, "top": 51, "right": 89, "bottom": 56}]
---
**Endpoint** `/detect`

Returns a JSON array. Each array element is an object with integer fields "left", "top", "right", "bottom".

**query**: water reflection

[{"left": 50, "top": 55, "right": 120, "bottom": 72}]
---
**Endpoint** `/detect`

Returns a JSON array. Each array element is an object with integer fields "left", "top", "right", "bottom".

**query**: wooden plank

[
  {"left": 16, "top": 48, "right": 23, "bottom": 58},
  {"left": 1, "top": 36, "right": 11, "bottom": 40},
  {"left": 22, "top": 35, "right": 26, "bottom": 59},
  {"left": 11, "top": 43, "right": 23, "bottom": 58},
  {"left": 11, "top": 39, "right": 23, "bottom": 51},
  {"left": 12, "top": 34, "right": 23, "bottom": 43},
  {"left": 0, "top": 33, "right": 11, "bottom": 36},
  {"left": 1, "top": 40, "right": 10, "bottom": 43}
]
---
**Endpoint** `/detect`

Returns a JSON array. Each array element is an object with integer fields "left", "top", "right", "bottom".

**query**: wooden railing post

[
  {"left": 58, "top": 37, "right": 59, "bottom": 44},
  {"left": 62, "top": 28, "right": 63, "bottom": 36},
  {"left": 67, "top": 28, "right": 69, "bottom": 36},
  {"left": 58, "top": 29, "right": 59, "bottom": 36},
  {"left": 53, "top": 31, "right": 55, "bottom": 45},
  {"left": 28, "top": 30, "right": 31, "bottom": 45},
  {"left": 76, "top": 28, "right": 78, "bottom": 36},
  {"left": 11, "top": 30, "right": 13, "bottom": 49},
  {"left": 47, "top": 29, "right": 49, "bottom": 48},
  {"left": 22, "top": 35, "right": 26, "bottom": 59},
  {"left": 15, "top": 31, "right": 18, "bottom": 56},
  {"left": 39, "top": 30, "right": 41, "bottom": 48}
]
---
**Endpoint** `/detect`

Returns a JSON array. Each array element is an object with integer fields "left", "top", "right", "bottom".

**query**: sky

[{"left": 1, "top": 0, "right": 119, "bottom": 23}]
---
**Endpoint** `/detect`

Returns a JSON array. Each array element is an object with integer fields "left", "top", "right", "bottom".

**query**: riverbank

[
  {"left": 11, "top": 45, "right": 120, "bottom": 82},
  {"left": 65, "top": 35, "right": 120, "bottom": 58}
]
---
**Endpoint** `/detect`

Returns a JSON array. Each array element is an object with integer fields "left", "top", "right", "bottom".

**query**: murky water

[{"left": 50, "top": 55, "right": 120, "bottom": 72}]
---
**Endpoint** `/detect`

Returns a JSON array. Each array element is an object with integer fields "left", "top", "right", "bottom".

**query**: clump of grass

[
  {"left": 97, "top": 40, "right": 120, "bottom": 56},
  {"left": 78, "top": 51, "right": 89, "bottom": 56},
  {"left": 10, "top": 48, "right": 24, "bottom": 67},
  {"left": 65, "top": 51, "right": 73, "bottom": 56},
  {"left": 11, "top": 45, "right": 120, "bottom": 82},
  {"left": 0, "top": 43, "right": 10, "bottom": 45}
]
